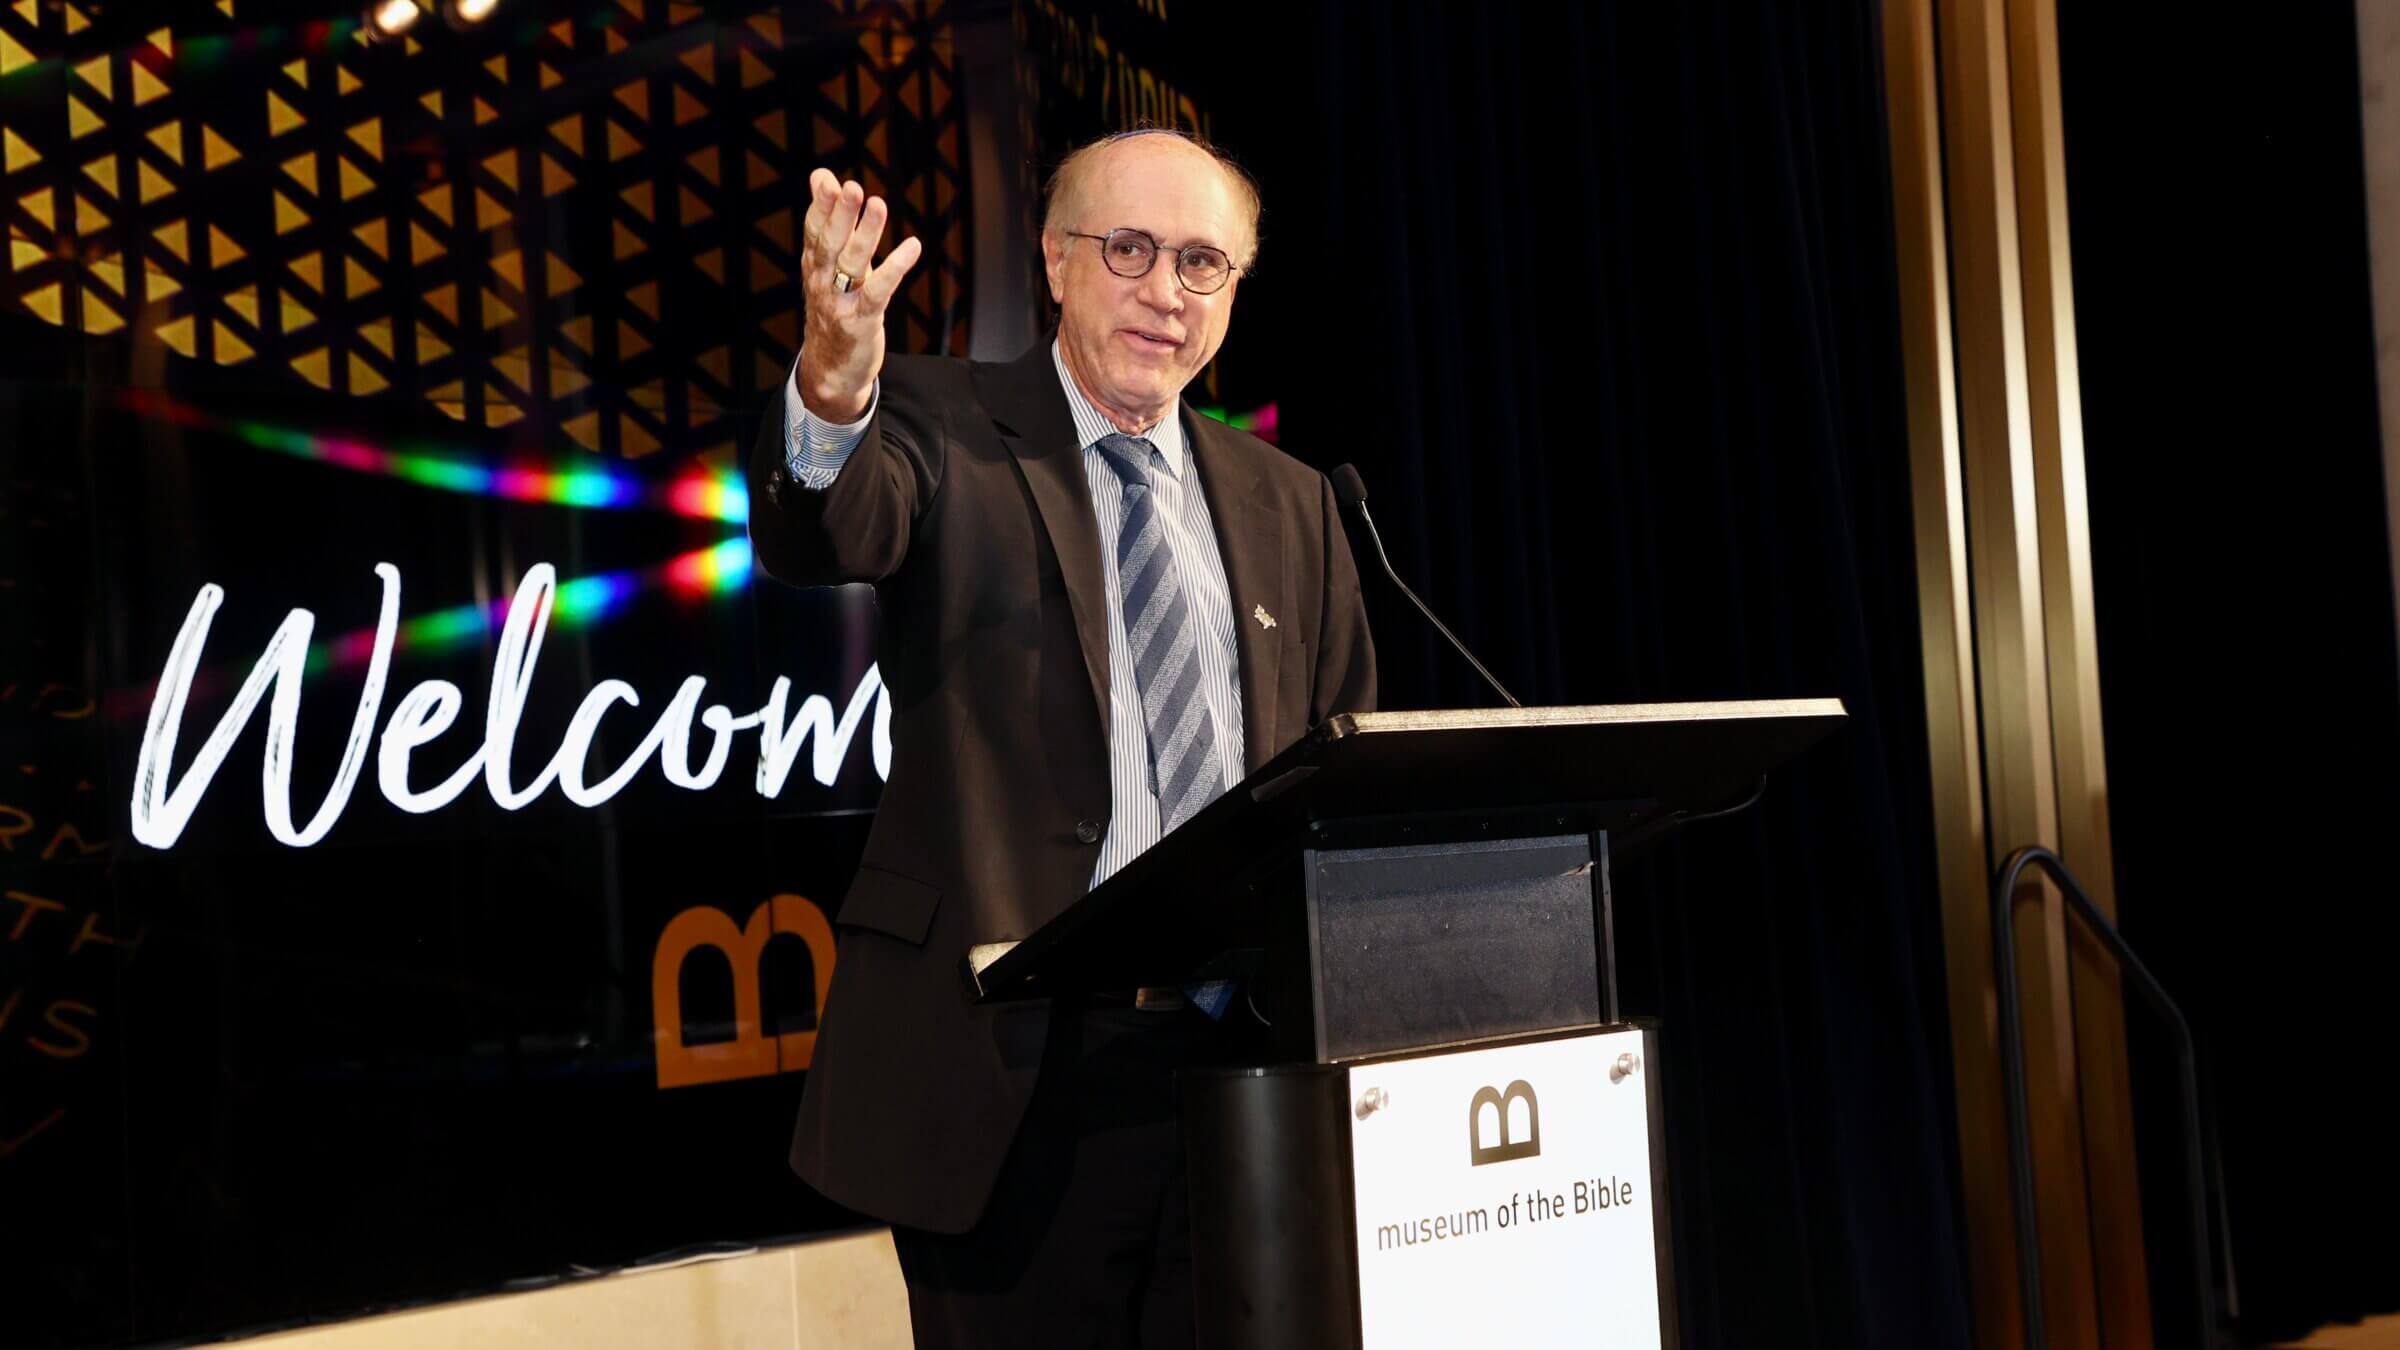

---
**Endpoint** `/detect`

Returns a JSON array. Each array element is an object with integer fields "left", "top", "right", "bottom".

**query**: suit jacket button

[{"left": 1075, "top": 820, "right": 1102, "bottom": 844}]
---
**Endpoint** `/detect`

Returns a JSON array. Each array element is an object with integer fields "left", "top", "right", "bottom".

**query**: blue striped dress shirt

[{"left": 784, "top": 347, "right": 1246, "bottom": 888}]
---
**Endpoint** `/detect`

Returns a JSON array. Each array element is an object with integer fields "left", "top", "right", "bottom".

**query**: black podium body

[{"left": 965, "top": 701, "right": 1845, "bottom": 1348}]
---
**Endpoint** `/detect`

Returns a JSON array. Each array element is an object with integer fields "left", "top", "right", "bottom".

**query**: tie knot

[{"left": 1093, "top": 433, "right": 1160, "bottom": 489}]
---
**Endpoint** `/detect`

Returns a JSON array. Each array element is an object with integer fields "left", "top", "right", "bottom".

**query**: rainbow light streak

[
  {"left": 663, "top": 537, "right": 756, "bottom": 597},
  {"left": 117, "top": 388, "right": 749, "bottom": 524},
  {"left": 301, "top": 538, "right": 754, "bottom": 677},
  {"left": 667, "top": 474, "right": 749, "bottom": 521},
  {"left": 176, "top": 19, "right": 361, "bottom": 70},
  {"left": 554, "top": 573, "right": 639, "bottom": 623},
  {"left": 1195, "top": 401, "right": 1281, "bottom": 441}
]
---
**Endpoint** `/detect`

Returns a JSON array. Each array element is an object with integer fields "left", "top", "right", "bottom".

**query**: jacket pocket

[{"left": 836, "top": 865, "right": 942, "bottom": 946}]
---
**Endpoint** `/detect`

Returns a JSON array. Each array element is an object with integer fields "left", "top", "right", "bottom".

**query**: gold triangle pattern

[
  {"left": 0, "top": 2, "right": 973, "bottom": 460},
  {"left": 72, "top": 54, "right": 110, "bottom": 99}
]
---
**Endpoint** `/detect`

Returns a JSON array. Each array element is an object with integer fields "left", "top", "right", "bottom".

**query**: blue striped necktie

[
  {"left": 1093, "top": 432, "right": 1236, "bottom": 1019},
  {"left": 1093, "top": 433, "right": 1228, "bottom": 833}
]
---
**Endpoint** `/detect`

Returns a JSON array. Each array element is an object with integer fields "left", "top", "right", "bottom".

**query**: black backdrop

[
  {"left": 2063, "top": 0, "right": 2400, "bottom": 1338},
  {"left": 1199, "top": 2, "right": 1975, "bottom": 1346}
]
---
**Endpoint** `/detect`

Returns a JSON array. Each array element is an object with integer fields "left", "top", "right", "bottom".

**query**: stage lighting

[
  {"left": 363, "top": 0, "right": 422, "bottom": 40},
  {"left": 450, "top": 0, "right": 501, "bottom": 24}
]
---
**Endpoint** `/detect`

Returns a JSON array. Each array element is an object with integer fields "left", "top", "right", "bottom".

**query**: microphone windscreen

[{"left": 1330, "top": 464, "right": 1370, "bottom": 508}]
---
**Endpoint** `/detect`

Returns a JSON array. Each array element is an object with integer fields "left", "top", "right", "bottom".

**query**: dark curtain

[{"left": 1204, "top": 2, "right": 1974, "bottom": 1345}]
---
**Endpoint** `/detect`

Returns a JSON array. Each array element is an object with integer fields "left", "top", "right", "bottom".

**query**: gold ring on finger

[{"left": 834, "top": 270, "right": 857, "bottom": 294}]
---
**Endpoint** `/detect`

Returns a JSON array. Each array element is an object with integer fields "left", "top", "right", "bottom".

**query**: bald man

[{"left": 748, "top": 130, "right": 1376, "bottom": 1348}]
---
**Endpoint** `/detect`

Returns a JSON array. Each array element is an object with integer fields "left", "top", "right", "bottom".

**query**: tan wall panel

[{"left": 2361, "top": 0, "right": 2400, "bottom": 646}]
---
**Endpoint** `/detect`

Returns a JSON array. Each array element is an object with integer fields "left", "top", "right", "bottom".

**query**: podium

[{"left": 965, "top": 700, "right": 1846, "bottom": 1349}]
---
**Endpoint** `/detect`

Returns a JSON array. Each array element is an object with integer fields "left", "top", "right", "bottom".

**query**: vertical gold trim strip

[
  {"left": 1891, "top": 0, "right": 2151, "bottom": 1340},
  {"left": 2359, "top": 0, "right": 2400, "bottom": 675},
  {"left": 1939, "top": 0, "right": 2107, "bottom": 1339},
  {"left": 1878, "top": 4, "right": 2023, "bottom": 1345},
  {"left": 2005, "top": 0, "right": 2153, "bottom": 1340}
]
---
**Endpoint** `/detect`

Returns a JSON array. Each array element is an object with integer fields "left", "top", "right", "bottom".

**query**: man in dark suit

[{"left": 747, "top": 129, "right": 1375, "bottom": 1348}]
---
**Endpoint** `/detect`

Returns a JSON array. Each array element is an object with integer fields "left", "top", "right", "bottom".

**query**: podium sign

[{"left": 1346, "top": 1028, "right": 1670, "bottom": 1348}]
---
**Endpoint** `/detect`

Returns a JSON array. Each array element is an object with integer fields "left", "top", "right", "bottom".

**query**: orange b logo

[{"left": 651, "top": 894, "right": 834, "bottom": 1090}]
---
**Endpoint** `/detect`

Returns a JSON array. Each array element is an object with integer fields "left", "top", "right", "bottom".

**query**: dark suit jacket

[{"left": 747, "top": 337, "right": 1376, "bottom": 1233}]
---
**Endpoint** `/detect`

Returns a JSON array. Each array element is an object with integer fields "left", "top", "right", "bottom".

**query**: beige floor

[
  {"left": 2277, "top": 1315, "right": 2400, "bottom": 1349},
  {"left": 237, "top": 1228, "right": 911, "bottom": 1348},
  {"left": 226, "top": 1238, "right": 2400, "bottom": 1349}
]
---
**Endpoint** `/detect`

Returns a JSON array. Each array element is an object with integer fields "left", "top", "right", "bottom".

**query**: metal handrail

[{"left": 1992, "top": 844, "right": 2222, "bottom": 1349}]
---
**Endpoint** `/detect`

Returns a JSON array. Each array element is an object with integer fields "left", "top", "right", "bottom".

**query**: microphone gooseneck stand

[{"left": 1328, "top": 463, "right": 1522, "bottom": 709}]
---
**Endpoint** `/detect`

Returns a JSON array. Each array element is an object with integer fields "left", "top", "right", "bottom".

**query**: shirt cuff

[{"left": 784, "top": 360, "right": 877, "bottom": 492}]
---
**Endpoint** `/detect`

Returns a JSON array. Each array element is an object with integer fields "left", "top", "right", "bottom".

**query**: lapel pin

[{"left": 1253, "top": 604, "right": 1277, "bottom": 631}]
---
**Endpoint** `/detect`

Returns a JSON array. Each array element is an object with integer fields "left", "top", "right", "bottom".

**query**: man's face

[{"left": 1043, "top": 138, "right": 1247, "bottom": 427}]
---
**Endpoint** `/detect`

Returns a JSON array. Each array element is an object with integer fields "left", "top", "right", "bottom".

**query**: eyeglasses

[{"left": 1065, "top": 228, "right": 1241, "bottom": 295}]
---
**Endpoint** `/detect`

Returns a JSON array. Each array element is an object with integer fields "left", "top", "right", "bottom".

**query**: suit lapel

[
  {"left": 976, "top": 345, "right": 1112, "bottom": 762},
  {"left": 1184, "top": 404, "right": 1285, "bottom": 773}
]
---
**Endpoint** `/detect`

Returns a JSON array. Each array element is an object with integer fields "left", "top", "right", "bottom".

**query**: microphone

[{"left": 1329, "top": 465, "right": 1522, "bottom": 709}]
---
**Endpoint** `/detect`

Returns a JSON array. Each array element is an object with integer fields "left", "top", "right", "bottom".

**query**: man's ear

[{"left": 1041, "top": 230, "right": 1067, "bottom": 305}]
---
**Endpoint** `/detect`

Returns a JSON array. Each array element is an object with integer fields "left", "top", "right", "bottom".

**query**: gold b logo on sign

[
  {"left": 651, "top": 894, "right": 835, "bottom": 1090},
  {"left": 1467, "top": 1079, "right": 1541, "bottom": 1166}
]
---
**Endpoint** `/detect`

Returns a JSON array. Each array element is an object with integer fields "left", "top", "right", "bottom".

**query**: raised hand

[{"left": 795, "top": 168, "right": 924, "bottom": 424}]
